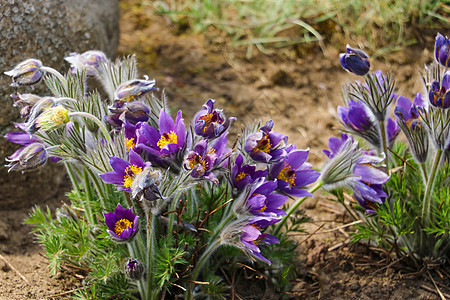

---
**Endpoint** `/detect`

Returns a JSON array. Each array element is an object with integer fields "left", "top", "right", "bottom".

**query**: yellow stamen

[
  {"left": 253, "top": 134, "right": 272, "bottom": 153},
  {"left": 259, "top": 204, "right": 267, "bottom": 212},
  {"left": 123, "top": 165, "right": 143, "bottom": 188},
  {"left": 200, "top": 113, "right": 222, "bottom": 132},
  {"left": 277, "top": 162, "right": 296, "bottom": 188},
  {"left": 157, "top": 131, "right": 178, "bottom": 149},
  {"left": 187, "top": 154, "right": 208, "bottom": 170},
  {"left": 236, "top": 172, "right": 248, "bottom": 181},
  {"left": 114, "top": 218, "right": 133, "bottom": 235},
  {"left": 208, "top": 148, "right": 216, "bottom": 155},
  {"left": 125, "top": 138, "right": 135, "bottom": 151}
]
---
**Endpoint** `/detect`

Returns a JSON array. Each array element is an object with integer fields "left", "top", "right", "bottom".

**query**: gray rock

[{"left": 0, "top": 0, "right": 120, "bottom": 209}]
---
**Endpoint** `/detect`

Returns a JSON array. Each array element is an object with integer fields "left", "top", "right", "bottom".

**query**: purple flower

[
  {"left": 245, "top": 120, "right": 287, "bottom": 163},
  {"left": 428, "top": 72, "right": 450, "bottom": 109},
  {"left": 4, "top": 59, "right": 44, "bottom": 86},
  {"left": 338, "top": 100, "right": 380, "bottom": 148},
  {"left": 5, "top": 124, "right": 62, "bottom": 164},
  {"left": 386, "top": 117, "right": 400, "bottom": 146},
  {"left": 126, "top": 259, "right": 145, "bottom": 280},
  {"left": 339, "top": 45, "right": 370, "bottom": 76},
  {"left": 194, "top": 99, "right": 235, "bottom": 139},
  {"left": 135, "top": 109, "right": 187, "bottom": 166},
  {"left": 184, "top": 134, "right": 230, "bottom": 184},
  {"left": 114, "top": 78, "right": 156, "bottom": 102},
  {"left": 435, "top": 33, "right": 450, "bottom": 67},
  {"left": 103, "top": 204, "right": 139, "bottom": 242},
  {"left": 99, "top": 149, "right": 150, "bottom": 192},
  {"left": 65, "top": 50, "right": 108, "bottom": 76},
  {"left": 240, "top": 218, "right": 279, "bottom": 264},
  {"left": 394, "top": 94, "right": 429, "bottom": 162},
  {"left": 351, "top": 154, "right": 390, "bottom": 214},
  {"left": 231, "top": 154, "right": 268, "bottom": 190},
  {"left": 322, "top": 133, "right": 353, "bottom": 159},
  {"left": 10, "top": 94, "right": 44, "bottom": 118},
  {"left": 5, "top": 142, "right": 48, "bottom": 172},
  {"left": 320, "top": 133, "right": 389, "bottom": 205},
  {"left": 246, "top": 179, "right": 288, "bottom": 217},
  {"left": 105, "top": 101, "right": 150, "bottom": 128},
  {"left": 124, "top": 121, "right": 138, "bottom": 151},
  {"left": 270, "top": 146, "right": 320, "bottom": 197}
]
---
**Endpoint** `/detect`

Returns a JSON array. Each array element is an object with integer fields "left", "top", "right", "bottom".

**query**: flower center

[
  {"left": 125, "top": 138, "right": 135, "bottom": 151},
  {"left": 253, "top": 134, "right": 272, "bottom": 153},
  {"left": 114, "top": 218, "right": 133, "bottom": 236},
  {"left": 277, "top": 162, "right": 296, "bottom": 188},
  {"left": 157, "top": 131, "right": 178, "bottom": 149},
  {"left": 187, "top": 153, "right": 208, "bottom": 170},
  {"left": 200, "top": 112, "right": 222, "bottom": 132},
  {"left": 236, "top": 172, "right": 248, "bottom": 181},
  {"left": 123, "top": 165, "right": 143, "bottom": 188}
]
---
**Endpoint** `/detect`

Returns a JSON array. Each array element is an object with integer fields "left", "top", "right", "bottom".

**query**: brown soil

[{"left": 1, "top": 0, "right": 449, "bottom": 299}]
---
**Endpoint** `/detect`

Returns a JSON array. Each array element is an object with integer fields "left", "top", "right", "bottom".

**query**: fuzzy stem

[
  {"left": 379, "top": 119, "right": 389, "bottom": 172},
  {"left": 420, "top": 162, "right": 429, "bottom": 183},
  {"left": 146, "top": 210, "right": 157, "bottom": 300},
  {"left": 41, "top": 66, "right": 67, "bottom": 85},
  {"left": 272, "top": 181, "right": 323, "bottom": 236},
  {"left": 65, "top": 162, "right": 81, "bottom": 195},
  {"left": 69, "top": 112, "right": 112, "bottom": 143},
  {"left": 83, "top": 168, "right": 96, "bottom": 225},
  {"left": 421, "top": 148, "right": 443, "bottom": 228}
]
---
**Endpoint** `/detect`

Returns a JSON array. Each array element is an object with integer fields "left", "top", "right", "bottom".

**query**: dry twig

[{"left": 0, "top": 254, "right": 30, "bottom": 285}]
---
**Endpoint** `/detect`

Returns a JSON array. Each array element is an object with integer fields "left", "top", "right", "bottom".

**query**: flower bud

[
  {"left": 435, "top": 33, "right": 450, "bottom": 67},
  {"left": 36, "top": 105, "right": 70, "bottom": 132},
  {"left": 65, "top": 50, "right": 108, "bottom": 76},
  {"left": 339, "top": 45, "right": 370, "bottom": 76},
  {"left": 5, "top": 59, "right": 44, "bottom": 86},
  {"left": 114, "top": 78, "right": 156, "bottom": 102},
  {"left": 125, "top": 259, "right": 145, "bottom": 280},
  {"left": 5, "top": 142, "right": 48, "bottom": 172}
]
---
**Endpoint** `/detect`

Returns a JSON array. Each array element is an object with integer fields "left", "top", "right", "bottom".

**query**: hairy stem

[
  {"left": 379, "top": 119, "right": 389, "bottom": 172},
  {"left": 421, "top": 148, "right": 443, "bottom": 228},
  {"left": 69, "top": 111, "right": 112, "bottom": 143},
  {"left": 41, "top": 66, "right": 67, "bottom": 85}
]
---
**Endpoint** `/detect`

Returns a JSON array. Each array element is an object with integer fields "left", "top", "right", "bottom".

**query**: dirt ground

[{"left": 0, "top": 1, "right": 449, "bottom": 299}]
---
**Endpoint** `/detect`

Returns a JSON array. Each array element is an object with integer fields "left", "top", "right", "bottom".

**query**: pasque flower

[
  {"left": 339, "top": 45, "right": 370, "bottom": 76},
  {"left": 103, "top": 204, "right": 139, "bottom": 242},
  {"left": 5, "top": 142, "right": 48, "bottom": 172},
  {"left": 231, "top": 154, "right": 268, "bottom": 190},
  {"left": 114, "top": 78, "right": 156, "bottom": 102},
  {"left": 65, "top": 50, "right": 108, "bottom": 76},
  {"left": 338, "top": 100, "right": 381, "bottom": 149},
  {"left": 240, "top": 218, "right": 279, "bottom": 264},
  {"left": 184, "top": 134, "right": 230, "bottom": 184},
  {"left": 351, "top": 153, "right": 389, "bottom": 214},
  {"left": 194, "top": 99, "right": 235, "bottom": 139},
  {"left": 435, "top": 33, "right": 450, "bottom": 67},
  {"left": 135, "top": 109, "right": 187, "bottom": 166},
  {"left": 10, "top": 94, "right": 45, "bottom": 118},
  {"left": 5, "top": 59, "right": 44, "bottom": 86},
  {"left": 35, "top": 105, "right": 70, "bottom": 131},
  {"left": 428, "top": 72, "right": 450, "bottom": 109},
  {"left": 105, "top": 101, "right": 150, "bottom": 128},
  {"left": 270, "top": 145, "right": 320, "bottom": 197},
  {"left": 126, "top": 259, "right": 145, "bottom": 280},
  {"left": 245, "top": 178, "right": 288, "bottom": 217},
  {"left": 99, "top": 149, "right": 151, "bottom": 192},
  {"left": 395, "top": 94, "right": 429, "bottom": 162},
  {"left": 245, "top": 120, "right": 287, "bottom": 163}
]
